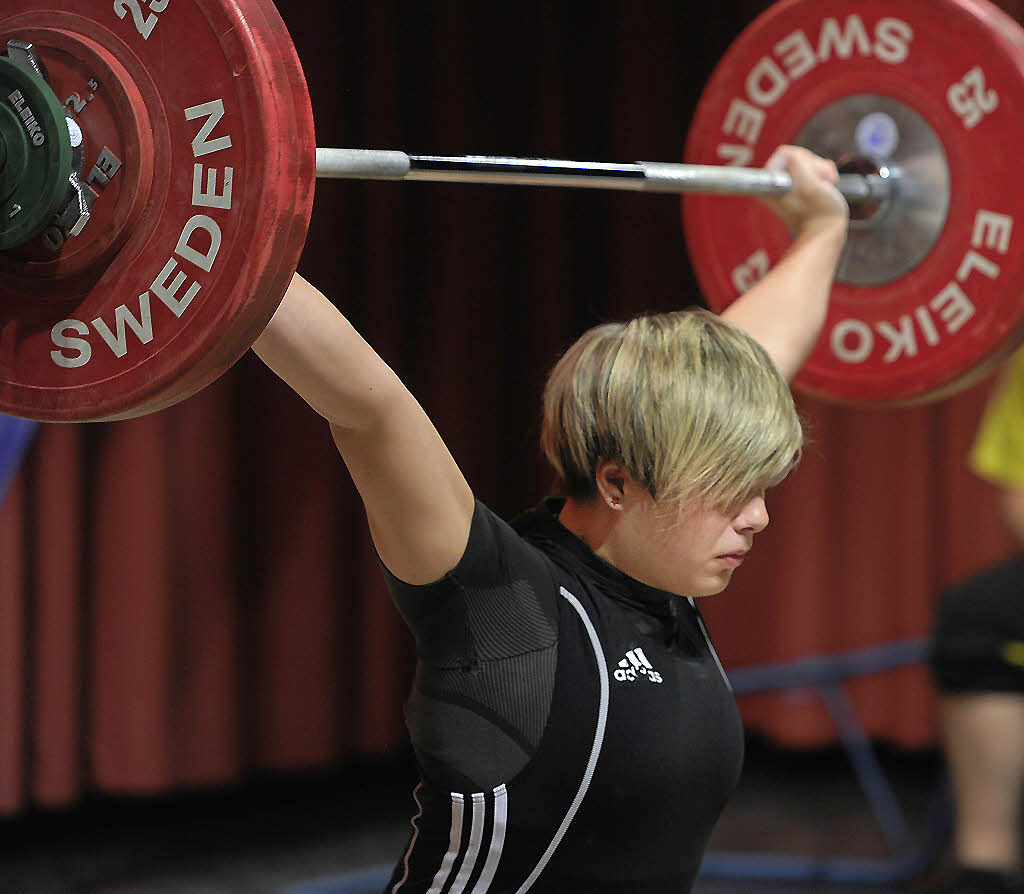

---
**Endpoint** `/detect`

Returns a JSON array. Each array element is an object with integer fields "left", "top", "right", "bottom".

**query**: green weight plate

[{"left": 0, "top": 54, "right": 71, "bottom": 249}]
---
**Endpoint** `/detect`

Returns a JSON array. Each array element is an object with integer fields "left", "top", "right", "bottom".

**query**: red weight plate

[
  {"left": 0, "top": 0, "right": 315, "bottom": 421},
  {"left": 110, "top": 0, "right": 317, "bottom": 419},
  {"left": 683, "top": 0, "right": 1024, "bottom": 405}
]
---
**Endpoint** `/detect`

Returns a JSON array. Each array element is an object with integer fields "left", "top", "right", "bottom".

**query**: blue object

[
  {"left": 699, "top": 637, "right": 952, "bottom": 885},
  {"left": 281, "top": 864, "right": 393, "bottom": 894},
  {"left": 0, "top": 413, "right": 38, "bottom": 506}
]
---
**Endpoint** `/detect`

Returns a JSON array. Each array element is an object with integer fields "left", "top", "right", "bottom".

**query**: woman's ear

[{"left": 594, "top": 458, "right": 629, "bottom": 510}]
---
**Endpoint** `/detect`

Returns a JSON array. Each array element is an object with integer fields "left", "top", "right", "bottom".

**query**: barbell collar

[
  {"left": 313, "top": 148, "right": 897, "bottom": 203},
  {"left": 315, "top": 148, "right": 411, "bottom": 180}
]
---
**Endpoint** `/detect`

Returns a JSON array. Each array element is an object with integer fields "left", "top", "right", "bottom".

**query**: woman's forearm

[{"left": 721, "top": 217, "right": 848, "bottom": 381}]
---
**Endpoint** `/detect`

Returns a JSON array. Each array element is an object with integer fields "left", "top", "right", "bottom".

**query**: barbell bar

[{"left": 313, "top": 148, "right": 896, "bottom": 202}]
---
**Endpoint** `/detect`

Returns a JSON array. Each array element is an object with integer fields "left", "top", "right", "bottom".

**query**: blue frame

[{"left": 699, "top": 638, "right": 952, "bottom": 884}]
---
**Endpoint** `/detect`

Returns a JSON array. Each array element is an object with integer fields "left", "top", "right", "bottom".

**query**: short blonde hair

[{"left": 540, "top": 309, "right": 802, "bottom": 510}]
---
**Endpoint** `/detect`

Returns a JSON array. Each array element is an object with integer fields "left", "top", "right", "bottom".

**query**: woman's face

[{"left": 617, "top": 489, "right": 770, "bottom": 598}]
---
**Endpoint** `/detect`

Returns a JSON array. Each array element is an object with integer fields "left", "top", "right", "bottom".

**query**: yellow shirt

[{"left": 970, "top": 347, "right": 1024, "bottom": 489}]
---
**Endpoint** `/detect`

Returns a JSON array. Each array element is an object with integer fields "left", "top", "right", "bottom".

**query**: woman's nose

[{"left": 736, "top": 495, "right": 769, "bottom": 533}]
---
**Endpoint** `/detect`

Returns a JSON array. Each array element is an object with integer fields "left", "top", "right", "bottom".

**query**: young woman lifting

[{"left": 252, "top": 145, "right": 849, "bottom": 894}]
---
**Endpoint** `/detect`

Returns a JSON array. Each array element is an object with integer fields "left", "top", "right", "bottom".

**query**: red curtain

[{"left": 1, "top": 0, "right": 1021, "bottom": 814}]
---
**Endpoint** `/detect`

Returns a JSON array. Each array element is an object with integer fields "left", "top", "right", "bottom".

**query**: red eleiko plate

[
  {"left": 683, "top": 0, "right": 1024, "bottom": 405},
  {"left": 0, "top": 0, "right": 315, "bottom": 421}
]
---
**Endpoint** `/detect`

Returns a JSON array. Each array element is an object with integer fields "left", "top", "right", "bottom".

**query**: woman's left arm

[{"left": 719, "top": 146, "right": 849, "bottom": 382}]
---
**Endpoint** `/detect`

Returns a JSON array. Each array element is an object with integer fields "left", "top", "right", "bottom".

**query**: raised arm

[
  {"left": 252, "top": 274, "right": 474, "bottom": 585},
  {"left": 720, "top": 145, "right": 850, "bottom": 382}
]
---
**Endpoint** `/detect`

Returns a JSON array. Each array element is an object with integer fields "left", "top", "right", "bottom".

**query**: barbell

[
  {"left": 1, "top": 0, "right": 1023, "bottom": 421},
  {"left": 312, "top": 149, "right": 896, "bottom": 202}
]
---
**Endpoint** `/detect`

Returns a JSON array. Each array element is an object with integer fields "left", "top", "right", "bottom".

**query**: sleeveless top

[{"left": 383, "top": 498, "right": 744, "bottom": 893}]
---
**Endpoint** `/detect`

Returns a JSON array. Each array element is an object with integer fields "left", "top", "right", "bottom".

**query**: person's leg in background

[
  {"left": 931, "top": 558, "right": 1024, "bottom": 894},
  {"left": 940, "top": 693, "right": 1024, "bottom": 892}
]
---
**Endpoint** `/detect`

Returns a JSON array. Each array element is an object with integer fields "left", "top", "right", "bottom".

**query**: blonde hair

[{"left": 541, "top": 309, "right": 802, "bottom": 511}]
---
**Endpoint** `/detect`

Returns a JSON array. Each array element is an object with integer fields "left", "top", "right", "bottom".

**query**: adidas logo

[{"left": 613, "top": 647, "right": 663, "bottom": 684}]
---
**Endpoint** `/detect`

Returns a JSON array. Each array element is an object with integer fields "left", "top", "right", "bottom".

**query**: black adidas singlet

[{"left": 383, "top": 498, "right": 744, "bottom": 893}]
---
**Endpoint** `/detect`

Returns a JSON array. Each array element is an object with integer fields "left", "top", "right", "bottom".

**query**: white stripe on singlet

[
  {"left": 473, "top": 784, "right": 508, "bottom": 892},
  {"left": 427, "top": 793, "right": 465, "bottom": 893},
  {"left": 512, "top": 586, "right": 610, "bottom": 894}
]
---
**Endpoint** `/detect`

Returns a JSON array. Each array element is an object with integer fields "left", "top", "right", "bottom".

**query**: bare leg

[{"left": 941, "top": 694, "right": 1024, "bottom": 871}]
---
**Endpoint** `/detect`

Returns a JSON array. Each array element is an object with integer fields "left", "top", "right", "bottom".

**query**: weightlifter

[
  {"left": 931, "top": 347, "right": 1024, "bottom": 894},
  {"left": 252, "top": 145, "right": 848, "bottom": 893}
]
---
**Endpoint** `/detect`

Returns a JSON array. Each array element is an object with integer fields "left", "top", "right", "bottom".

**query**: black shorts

[{"left": 929, "top": 555, "right": 1024, "bottom": 694}]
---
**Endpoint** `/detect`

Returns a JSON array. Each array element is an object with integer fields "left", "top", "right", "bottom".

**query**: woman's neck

[{"left": 557, "top": 496, "right": 616, "bottom": 555}]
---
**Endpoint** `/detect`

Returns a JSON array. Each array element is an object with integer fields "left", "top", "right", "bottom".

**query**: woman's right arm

[{"left": 251, "top": 273, "right": 475, "bottom": 585}]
